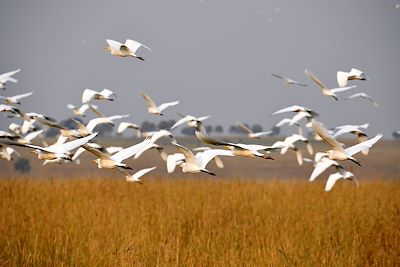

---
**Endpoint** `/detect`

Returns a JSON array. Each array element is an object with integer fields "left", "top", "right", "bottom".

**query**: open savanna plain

[{"left": 0, "top": 138, "right": 399, "bottom": 266}]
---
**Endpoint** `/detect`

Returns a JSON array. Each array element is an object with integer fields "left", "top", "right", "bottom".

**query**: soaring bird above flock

[
  {"left": 82, "top": 88, "right": 116, "bottom": 103},
  {"left": 0, "top": 69, "right": 20, "bottom": 89},
  {"left": 336, "top": 68, "right": 368, "bottom": 88},
  {"left": 0, "top": 92, "right": 33, "bottom": 105},
  {"left": 270, "top": 73, "right": 307, "bottom": 87},
  {"left": 311, "top": 119, "right": 382, "bottom": 165},
  {"left": 141, "top": 92, "right": 179, "bottom": 116},
  {"left": 305, "top": 69, "right": 356, "bottom": 100},
  {"left": 105, "top": 39, "right": 151, "bottom": 61},
  {"left": 344, "top": 92, "right": 379, "bottom": 107}
]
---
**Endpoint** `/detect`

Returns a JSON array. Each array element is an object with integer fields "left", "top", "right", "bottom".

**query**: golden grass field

[
  {"left": 1, "top": 178, "right": 399, "bottom": 266},
  {"left": 0, "top": 139, "right": 399, "bottom": 266}
]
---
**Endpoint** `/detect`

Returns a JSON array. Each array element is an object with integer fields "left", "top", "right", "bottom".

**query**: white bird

[
  {"left": 309, "top": 156, "right": 341, "bottom": 182},
  {"left": 325, "top": 169, "right": 357, "bottom": 192},
  {"left": 83, "top": 138, "right": 152, "bottom": 170},
  {"left": 337, "top": 68, "right": 368, "bottom": 88},
  {"left": 272, "top": 105, "right": 319, "bottom": 126},
  {"left": 236, "top": 122, "right": 272, "bottom": 139},
  {"left": 144, "top": 129, "right": 176, "bottom": 144},
  {"left": 0, "top": 69, "right": 20, "bottom": 89},
  {"left": 311, "top": 119, "right": 382, "bottom": 165},
  {"left": 281, "top": 134, "right": 313, "bottom": 155},
  {"left": 170, "top": 114, "right": 211, "bottom": 131},
  {"left": 0, "top": 145, "right": 19, "bottom": 161},
  {"left": 117, "top": 122, "right": 141, "bottom": 136},
  {"left": 67, "top": 103, "right": 103, "bottom": 117},
  {"left": 193, "top": 147, "right": 226, "bottom": 169},
  {"left": 73, "top": 115, "right": 129, "bottom": 136},
  {"left": 0, "top": 92, "right": 33, "bottom": 105},
  {"left": 0, "top": 104, "right": 22, "bottom": 116},
  {"left": 141, "top": 92, "right": 179, "bottom": 116},
  {"left": 343, "top": 93, "right": 379, "bottom": 107},
  {"left": 170, "top": 142, "right": 235, "bottom": 175},
  {"left": 305, "top": 69, "right": 356, "bottom": 100},
  {"left": 17, "top": 129, "right": 44, "bottom": 145},
  {"left": 270, "top": 73, "right": 307, "bottom": 86},
  {"left": 332, "top": 124, "right": 370, "bottom": 155},
  {"left": 332, "top": 123, "right": 369, "bottom": 138},
  {"left": 105, "top": 39, "right": 151, "bottom": 61},
  {"left": 125, "top": 167, "right": 157, "bottom": 184},
  {"left": 82, "top": 88, "right": 116, "bottom": 103},
  {"left": 12, "top": 132, "right": 98, "bottom": 161},
  {"left": 195, "top": 130, "right": 276, "bottom": 159}
]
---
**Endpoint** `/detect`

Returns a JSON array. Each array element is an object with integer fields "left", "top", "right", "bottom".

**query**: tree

[
  {"left": 95, "top": 124, "right": 114, "bottom": 137},
  {"left": 205, "top": 125, "right": 213, "bottom": 134},
  {"left": 214, "top": 125, "right": 224, "bottom": 134},
  {"left": 181, "top": 127, "right": 195, "bottom": 136},
  {"left": 14, "top": 158, "right": 31, "bottom": 174},
  {"left": 141, "top": 121, "right": 157, "bottom": 132},
  {"left": 158, "top": 119, "right": 176, "bottom": 130},
  {"left": 270, "top": 126, "right": 280, "bottom": 136},
  {"left": 251, "top": 124, "right": 263, "bottom": 133}
]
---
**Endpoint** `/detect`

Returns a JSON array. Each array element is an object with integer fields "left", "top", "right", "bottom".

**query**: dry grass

[{"left": 0, "top": 177, "right": 399, "bottom": 266}]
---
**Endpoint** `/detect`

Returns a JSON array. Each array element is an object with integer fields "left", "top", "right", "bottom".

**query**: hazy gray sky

[{"left": 0, "top": 0, "right": 399, "bottom": 136}]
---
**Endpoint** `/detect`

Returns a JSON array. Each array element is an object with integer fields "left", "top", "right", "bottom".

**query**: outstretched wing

[
  {"left": 305, "top": 69, "right": 327, "bottom": 90},
  {"left": 157, "top": 101, "right": 179, "bottom": 113},
  {"left": 106, "top": 39, "right": 123, "bottom": 50},
  {"left": 309, "top": 158, "right": 337, "bottom": 182},
  {"left": 237, "top": 122, "right": 253, "bottom": 134},
  {"left": 330, "top": 85, "right": 356, "bottom": 94},
  {"left": 196, "top": 149, "right": 234, "bottom": 169},
  {"left": 344, "top": 133, "right": 382, "bottom": 157},
  {"left": 141, "top": 92, "right": 157, "bottom": 108},
  {"left": 195, "top": 130, "right": 231, "bottom": 147},
  {"left": 311, "top": 119, "right": 343, "bottom": 151},
  {"left": 171, "top": 142, "right": 197, "bottom": 165}
]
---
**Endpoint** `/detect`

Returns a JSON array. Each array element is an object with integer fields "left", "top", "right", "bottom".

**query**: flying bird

[
  {"left": 311, "top": 119, "right": 382, "bottom": 165},
  {"left": 272, "top": 105, "right": 319, "bottom": 126},
  {"left": 337, "top": 68, "right": 368, "bottom": 88},
  {"left": 169, "top": 142, "right": 235, "bottom": 175},
  {"left": 105, "top": 39, "right": 151, "bottom": 61},
  {"left": 325, "top": 169, "right": 357, "bottom": 192},
  {"left": 0, "top": 92, "right": 33, "bottom": 105},
  {"left": 270, "top": 73, "right": 307, "bottom": 87},
  {"left": 170, "top": 114, "right": 211, "bottom": 132},
  {"left": 125, "top": 167, "right": 157, "bottom": 184},
  {"left": 117, "top": 122, "right": 141, "bottom": 136},
  {"left": 141, "top": 92, "right": 179, "bottom": 116},
  {"left": 0, "top": 69, "right": 20, "bottom": 89},
  {"left": 4, "top": 132, "right": 98, "bottom": 161},
  {"left": 305, "top": 69, "right": 356, "bottom": 100},
  {"left": 82, "top": 88, "right": 116, "bottom": 103},
  {"left": 344, "top": 93, "right": 379, "bottom": 107}
]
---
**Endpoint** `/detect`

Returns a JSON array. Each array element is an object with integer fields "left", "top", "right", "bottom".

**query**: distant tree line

[{"left": 44, "top": 117, "right": 280, "bottom": 137}]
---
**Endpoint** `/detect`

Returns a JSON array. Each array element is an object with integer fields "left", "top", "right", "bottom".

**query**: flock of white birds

[{"left": 0, "top": 38, "right": 384, "bottom": 191}]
